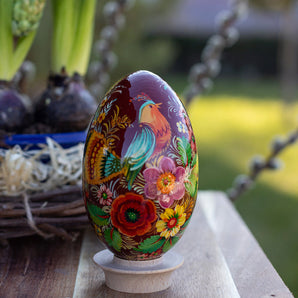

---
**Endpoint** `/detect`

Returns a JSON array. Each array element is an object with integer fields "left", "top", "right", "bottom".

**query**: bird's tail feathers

[{"left": 99, "top": 149, "right": 123, "bottom": 182}]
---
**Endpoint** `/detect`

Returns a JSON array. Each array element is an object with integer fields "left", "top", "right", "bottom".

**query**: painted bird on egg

[
  {"left": 98, "top": 92, "right": 171, "bottom": 191},
  {"left": 83, "top": 70, "right": 198, "bottom": 260}
]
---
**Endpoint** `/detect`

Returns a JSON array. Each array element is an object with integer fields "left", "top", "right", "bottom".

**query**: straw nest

[{"left": 0, "top": 138, "right": 89, "bottom": 243}]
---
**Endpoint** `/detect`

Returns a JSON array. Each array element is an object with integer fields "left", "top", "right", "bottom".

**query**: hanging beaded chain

[
  {"left": 183, "top": 0, "right": 248, "bottom": 106},
  {"left": 228, "top": 130, "right": 298, "bottom": 201},
  {"left": 88, "top": 0, "right": 135, "bottom": 98},
  {"left": 178, "top": 0, "right": 298, "bottom": 201}
]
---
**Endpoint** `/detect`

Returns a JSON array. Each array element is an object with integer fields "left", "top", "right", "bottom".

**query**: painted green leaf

[
  {"left": 185, "top": 181, "right": 194, "bottom": 198},
  {"left": 185, "top": 178, "right": 198, "bottom": 198},
  {"left": 87, "top": 203, "right": 110, "bottom": 226},
  {"left": 163, "top": 236, "right": 179, "bottom": 253},
  {"left": 181, "top": 215, "right": 192, "bottom": 231},
  {"left": 104, "top": 228, "right": 122, "bottom": 252},
  {"left": 177, "top": 137, "right": 187, "bottom": 167},
  {"left": 191, "top": 152, "right": 198, "bottom": 169},
  {"left": 186, "top": 160, "right": 199, "bottom": 197},
  {"left": 177, "top": 137, "right": 192, "bottom": 167},
  {"left": 184, "top": 138, "right": 192, "bottom": 166},
  {"left": 135, "top": 235, "right": 165, "bottom": 253}
]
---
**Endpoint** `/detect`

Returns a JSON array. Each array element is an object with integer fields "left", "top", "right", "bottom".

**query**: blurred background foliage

[
  {"left": 26, "top": 0, "right": 297, "bottom": 295},
  {"left": 250, "top": 0, "right": 293, "bottom": 10}
]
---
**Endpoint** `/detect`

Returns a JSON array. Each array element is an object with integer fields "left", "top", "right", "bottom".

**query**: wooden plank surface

[
  {"left": 200, "top": 191, "right": 293, "bottom": 298},
  {"left": 0, "top": 235, "right": 82, "bottom": 298},
  {"left": 0, "top": 191, "right": 293, "bottom": 297}
]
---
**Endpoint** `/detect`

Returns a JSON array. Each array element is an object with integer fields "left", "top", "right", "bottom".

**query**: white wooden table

[{"left": 73, "top": 191, "right": 293, "bottom": 297}]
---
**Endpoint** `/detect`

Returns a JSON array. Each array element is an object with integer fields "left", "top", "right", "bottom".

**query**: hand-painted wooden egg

[{"left": 83, "top": 70, "right": 198, "bottom": 260}]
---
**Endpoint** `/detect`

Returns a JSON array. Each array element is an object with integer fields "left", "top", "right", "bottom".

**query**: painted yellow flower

[{"left": 156, "top": 205, "right": 186, "bottom": 239}]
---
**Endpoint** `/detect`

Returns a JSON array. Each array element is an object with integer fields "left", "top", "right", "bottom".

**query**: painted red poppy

[{"left": 110, "top": 193, "right": 157, "bottom": 237}]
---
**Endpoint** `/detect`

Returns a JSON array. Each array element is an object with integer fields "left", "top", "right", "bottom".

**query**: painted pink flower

[
  {"left": 143, "top": 157, "right": 186, "bottom": 208},
  {"left": 97, "top": 184, "right": 113, "bottom": 206}
]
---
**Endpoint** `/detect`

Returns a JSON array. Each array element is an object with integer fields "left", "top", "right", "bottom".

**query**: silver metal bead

[
  {"left": 100, "top": 26, "right": 118, "bottom": 43},
  {"left": 200, "top": 78, "right": 213, "bottom": 91},
  {"left": 288, "top": 131, "right": 298, "bottom": 144},
  {"left": 184, "top": 85, "right": 203, "bottom": 102},
  {"left": 102, "top": 52, "right": 118, "bottom": 69},
  {"left": 208, "top": 35, "right": 226, "bottom": 49},
  {"left": 232, "top": 0, "right": 248, "bottom": 18},
  {"left": 267, "top": 158, "right": 283, "bottom": 170},
  {"left": 223, "top": 27, "right": 239, "bottom": 46},
  {"left": 249, "top": 155, "right": 265, "bottom": 171},
  {"left": 103, "top": 1, "right": 120, "bottom": 19},
  {"left": 94, "top": 39, "right": 111, "bottom": 54},
  {"left": 234, "top": 174, "right": 251, "bottom": 189},
  {"left": 206, "top": 59, "right": 221, "bottom": 77},
  {"left": 216, "top": 10, "right": 236, "bottom": 29},
  {"left": 201, "top": 44, "right": 222, "bottom": 62},
  {"left": 113, "top": 14, "right": 126, "bottom": 29},
  {"left": 271, "top": 136, "right": 284, "bottom": 152},
  {"left": 88, "top": 61, "right": 101, "bottom": 79},
  {"left": 189, "top": 64, "right": 208, "bottom": 82}
]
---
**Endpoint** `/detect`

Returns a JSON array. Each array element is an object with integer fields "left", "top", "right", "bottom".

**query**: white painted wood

[
  {"left": 72, "top": 229, "right": 105, "bottom": 298},
  {"left": 200, "top": 191, "right": 293, "bottom": 298},
  {"left": 171, "top": 203, "right": 240, "bottom": 298}
]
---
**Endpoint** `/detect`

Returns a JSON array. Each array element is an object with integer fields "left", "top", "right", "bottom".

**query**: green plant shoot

[
  {"left": 51, "top": 0, "right": 97, "bottom": 76},
  {"left": 0, "top": 0, "right": 46, "bottom": 81}
]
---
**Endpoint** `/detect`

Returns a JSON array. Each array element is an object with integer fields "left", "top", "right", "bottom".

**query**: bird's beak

[{"left": 155, "top": 102, "right": 162, "bottom": 108}]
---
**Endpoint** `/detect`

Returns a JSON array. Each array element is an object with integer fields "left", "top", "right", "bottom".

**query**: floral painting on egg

[{"left": 83, "top": 70, "right": 198, "bottom": 260}]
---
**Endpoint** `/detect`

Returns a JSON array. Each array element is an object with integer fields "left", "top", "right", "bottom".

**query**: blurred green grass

[{"left": 170, "top": 76, "right": 298, "bottom": 295}]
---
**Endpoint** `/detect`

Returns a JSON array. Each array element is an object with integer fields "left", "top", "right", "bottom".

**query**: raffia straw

[
  {"left": 0, "top": 138, "right": 84, "bottom": 196},
  {"left": 23, "top": 192, "right": 53, "bottom": 239}
]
